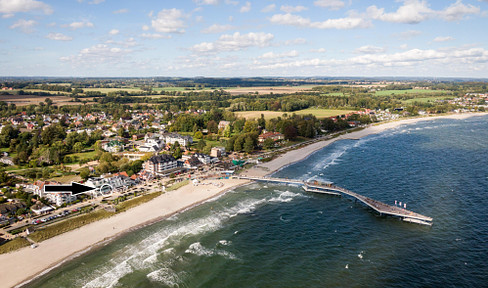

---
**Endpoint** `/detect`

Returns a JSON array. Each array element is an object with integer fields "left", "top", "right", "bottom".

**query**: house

[
  {"left": 122, "top": 152, "right": 148, "bottom": 161},
  {"left": 0, "top": 157, "right": 14, "bottom": 166},
  {"left": 132, "top": 134, "right": 145, "bottom": 141},
  {"left": 30, "top": 203, "right": 54, "bottom": 215},
  {"left": 102, "top": 140, "right": 124, "bottom": 153},
  {"left": 138, "top": 145, "right": 159, "bottom": 153},
  {"left": 194, "top": 153, "right": 212, "bottom": 165},
  {"left": 29, "top": 181, "right": 76, "bottom": 205},
  {"left": 218, "top": 120, "right": 231, "bottom": 130},
  {"left": 145, "top": 138, "right": 164, "bottom": 150},
  {"left": 183, "top": 156, "right": 202, "bottom": 169},
  {"left": 210, "top": 147, "right": 226, "bottom": 158},
  {"left": 258, "top": 132, "right": 284, "bottom": 143},
  {"left": 144, "top": 154, "right": 178, "bottom": 175},
  {"left": 163, "top": 133, "right": 193, "bottom": 147}
]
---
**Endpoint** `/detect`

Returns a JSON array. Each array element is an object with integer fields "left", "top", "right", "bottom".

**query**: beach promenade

[{"left": 0, "top": 112, "right": 485, "bottom": 288}]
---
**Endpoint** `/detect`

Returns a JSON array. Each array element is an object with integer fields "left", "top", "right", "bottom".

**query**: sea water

[{"left": 24, "top": 115, "right": 488, "bottom": 288}]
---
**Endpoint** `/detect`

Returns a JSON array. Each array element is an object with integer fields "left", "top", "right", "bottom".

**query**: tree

[
  {"left": 194, "top": 131, "right": 203, "bottom": 139},
  {"left": 73, "top": 142, "right": 83, "bottom": 153},
  {"left": 263, "top": 138, "right": 275, "bottom": 149},
  {"left": 223, "top": 125, "right": 232, "bottom": 137},
  {"left": 196, "top": 139, "right": 206, "bottom": 151},
  {"left": 173, "top": 146, "right": 182, "bottom": 159},
  {"left": 283, "top": 125, "right": 298, "bottom": 140},
  {"left": 234, "top": 136, "right": 244, "bottom": 152},
  {"left": 207, "top": 120, "right": 218, "bottom": 134},
  {"left": 244, "top": 136, "right": 254, "bottom": 153},
  {"left": 258, "top": 114, "right": 266, "bottom": 128},
  {"left": 79, "top": 167, "right": 90, "bottom": 180}
]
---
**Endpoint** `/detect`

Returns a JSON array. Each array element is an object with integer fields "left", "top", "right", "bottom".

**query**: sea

[{"left": 24, "top": 115, "right": 488, "bottom": 288}]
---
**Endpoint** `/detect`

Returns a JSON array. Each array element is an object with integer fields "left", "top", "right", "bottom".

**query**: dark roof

[
  {"left": 185, "top": 156, "right": 202, "bottom": 166},
  {"left": 148, "top": 154, "right": 176, "bottom": 164}
]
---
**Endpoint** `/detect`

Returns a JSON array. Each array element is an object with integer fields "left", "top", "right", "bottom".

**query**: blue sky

[{"left": 1, "top": 0, "right": 488, "bottom": 77}]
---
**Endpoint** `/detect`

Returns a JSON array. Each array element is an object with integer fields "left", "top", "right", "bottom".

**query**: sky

[{"left": 1, "top": 0, "right": 488, "bottom": 78}]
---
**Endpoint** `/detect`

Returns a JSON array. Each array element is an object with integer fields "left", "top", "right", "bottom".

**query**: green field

[
  {"left": 403, "top": 96, "right": 453, "bottom": 104},
  {"left": 83, "top": 87, "right": 144, "bottom": 93},
  {"left": 66, "top": 150, "right": 97, "bottom": 161},
  {"left": 375, "top": 89, "right": 451, "bottom": 96},
  {"left": 293, "top": 108, "right": 354, "bottom": 118}
]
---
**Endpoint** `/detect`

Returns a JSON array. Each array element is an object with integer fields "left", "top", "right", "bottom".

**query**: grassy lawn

[
  {"left": 235, "top": 111, "right": 285, "bottom": 120},
  {"left": 403, "top": 96, "right": 453, "bottom": 104},
  {"left": 116, "top": 192, "right": 162, "bottom": 213},
  {"left": 166, "top": 180, "right": 189, "bottom": 192},
  {"left": 0, "top": 237, "right": 30, "bottom": 254},
  {"left": 28, "top": 209, "right": 115, "bottom": 243},
  {"left": 48, "top": 174, "right": 82, "bottom": 184},
  {"left": 375, "top": 89, "right": 451, "bottom": 96},
  {"left": 66, "top": 150, "right": 97, "bottom": 161},
  {"left": 293, "top": 108, "right": 354, "bottom": 118}
]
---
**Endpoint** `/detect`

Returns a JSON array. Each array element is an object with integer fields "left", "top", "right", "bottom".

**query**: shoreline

[{"left": 1, "top": 112, "right": 486, "bottom": 288}]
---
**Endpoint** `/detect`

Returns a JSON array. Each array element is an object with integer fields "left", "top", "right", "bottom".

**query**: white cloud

[
  {"left": 252, "top": 47, "right": 488, "bottom": 71},
  {"left": 438, "top": 0, "right": 480, "bottom": 21},
  {"left": 65, "top": 21, "right": 94, "bottom": 29},
  {"left": 113, "top": 8, "right": 128, "bottom": 14},
  {"left": 367, "top": 0, "right": 432, "bottom": 24},
  {"left": 240, "top": 2, "right": 251, "bottom": 13},
  {"left": 261, "top": 4, "right": 276, "bottom": 13},
  {"left": 46, "top": 32, "right": 72, "bottom": 41},
  {"left": 109, "top": 29, "right": 119, "bottom": 35},
  {"left": 194, "top": 0, "right": 219, "bottom": 5},
  {"left": 280, "top": 5, "right": 308, "bottom": 13},
  {"left": 191, "top": 32, "right": 274, "bottom": 53},
  {"left": 140, "top": 33, "right": 171, "bottom": 39},
  {"left": 61, "top": 44, "right": 132, "bottom": 65},
  {"left": 259, "top": 50, "right": 299, "bottom": 59},
  {"left": 367, "top": 0, "right": 480, "bottom": 24},
  {"left": 202, "top": 24, "right": 234, "bottom": 33},
  {"left": 0, "top": 0, "right": 52, "bottom": 16},
  {"left": 310, "top": 48, "right": 327, "bottom": 53},
  {"left": 394, "top": 30, "right": 422, "bottom": 40},
  {"left": 270, "top": 13, "right": 371, "bottom": 29},
  {"left": 314, "top": 0, "right": 345, "bottom": 10},
  {"left": 284, "top": 38, "right": 307, "bottom": 45},
  {"left": 355, "top": 45, "right": 385, "bottom": 54},
  {"left": 90, "top": 0, "right": 104, "bottom": 4},
  {"left": 151, "top": 8, "right": 186, "bottom": 33},
  {"left": 433, "top": 36, "right": 454, "bottom": 42},
  {"left": 9, "top": 19, "right": 36, "bottom": 33}
]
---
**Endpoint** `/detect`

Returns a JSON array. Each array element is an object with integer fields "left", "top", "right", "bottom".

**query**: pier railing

[{"left": 235, "top": 175, "right": 433, "bottom": 225}]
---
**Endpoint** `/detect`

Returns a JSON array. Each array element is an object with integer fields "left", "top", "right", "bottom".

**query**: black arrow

[{"left": 44, "top": 182, "right": 95, "bottom": 195}]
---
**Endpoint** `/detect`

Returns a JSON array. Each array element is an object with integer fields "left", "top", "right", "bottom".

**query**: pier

[{"left": 235, "top": 176, "right": 433, "bottom": 225}]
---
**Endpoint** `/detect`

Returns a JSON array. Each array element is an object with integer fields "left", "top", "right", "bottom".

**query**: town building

[
  {"left": 258, "top": 132, "right": 285, "bottom": 143},
  {"left": 210, "top": 147, "right": 226, "bottom": 158},
  {"left": 102, "top": 140, "right": 125, "bottom": 153},
  {"left": 144, "top": 154, "right": 178, "bottom": 175}
]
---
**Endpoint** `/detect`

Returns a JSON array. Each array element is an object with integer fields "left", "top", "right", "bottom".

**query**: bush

[{"left": 0, "top": 238, "right": 30, "bottom": 254}]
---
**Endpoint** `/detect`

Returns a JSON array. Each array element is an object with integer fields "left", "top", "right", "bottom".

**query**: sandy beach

[{"left": 1, "top": 112, "right": 486, "bottom": 288}]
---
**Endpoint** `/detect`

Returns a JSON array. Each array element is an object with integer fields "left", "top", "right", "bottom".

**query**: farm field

[
  {"left": 223, "top": 85, "right": 317, "bottom": 96},
  {"left": 82, "top": 87, "right": 144, "bottom": 93},
  {"left": 403, "top": 96, "right": 453, "bottom": 104},
  {"left": 375, "top": 89, "right": 451, "bottom": 96},
  {"left": 0, "top": 94, "right": 85, "bottom": 106},
  {"left": 293, "top": 108, "right": 354, "bottom": 118}
]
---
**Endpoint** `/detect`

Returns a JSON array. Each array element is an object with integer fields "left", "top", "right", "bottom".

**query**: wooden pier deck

[{"left": 236, "top": 175, "right": 433, "bottom": 225}]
